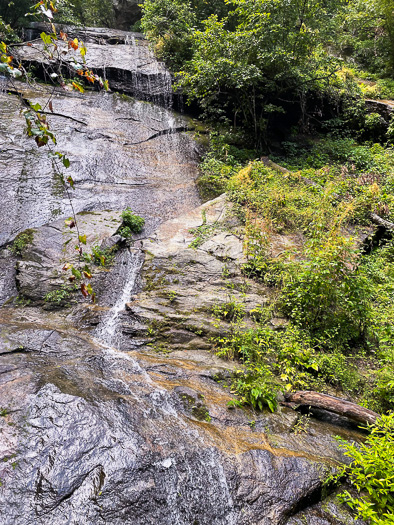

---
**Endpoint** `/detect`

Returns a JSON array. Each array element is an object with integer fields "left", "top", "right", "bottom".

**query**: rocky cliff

[{"left": 0, "top": 28, "right": 364, "bottom": 525}]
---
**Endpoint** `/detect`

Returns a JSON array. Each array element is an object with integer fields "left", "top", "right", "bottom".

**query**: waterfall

[{"left": 94, "top": 248, "right": 144, "bottom": 348}]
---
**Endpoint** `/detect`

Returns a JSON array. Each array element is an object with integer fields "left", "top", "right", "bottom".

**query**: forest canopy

[{"left": 141, "top": 0, "right": 394, "bottom": 146}]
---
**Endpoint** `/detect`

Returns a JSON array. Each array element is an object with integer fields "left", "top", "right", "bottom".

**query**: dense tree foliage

[
  {"left": 0, "top": 0, "right": 114, "bottom": 28},
  {"left": 142, "top": 0, "right": 394, "bottom": 145}
]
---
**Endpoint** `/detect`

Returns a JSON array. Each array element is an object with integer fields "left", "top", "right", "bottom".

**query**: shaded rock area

[
  {"left": 0, "top": 28, "right": 363, "bottom": 525},
  {"left": 15, "top": 210, "right": 123, "bottom": 304},
  {"left": 111, "top": 0, "right": 141, "bottom": 29},
  {"left": 365, "top": 98, "right": 394, "bottom": 122}
]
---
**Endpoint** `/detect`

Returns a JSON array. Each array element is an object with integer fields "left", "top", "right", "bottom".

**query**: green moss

[{"left": 9, "top": 229, "right": 35, "bottom": 256}]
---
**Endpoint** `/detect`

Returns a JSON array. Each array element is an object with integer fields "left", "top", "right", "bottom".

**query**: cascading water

[
  {"left": 94, "top": 247, "right": 144, "bottom": 348},
  {"left": 125, "top": 35, "right": 173, "bottom": 108}
]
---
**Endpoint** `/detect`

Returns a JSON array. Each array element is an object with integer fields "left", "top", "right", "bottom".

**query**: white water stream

[{"left": 94, "top": 247, "right": 144, "bottom": 348}]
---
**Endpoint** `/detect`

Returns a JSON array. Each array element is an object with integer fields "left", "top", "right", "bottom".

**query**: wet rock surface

[
  {"left": 0, "top": 29, "right": 361, "bottom": 525},
  {"left": 0, "top": 304, "right": 361, "bottom": 525},
  {"left": 0, "top": 196, "right": 363, "bottom": 524},
  {"left": 0, "top": 87, "right": 199, "bottom": 248},
  {"left": 17, "top": 29, "right": 173, "bottom": 104}
]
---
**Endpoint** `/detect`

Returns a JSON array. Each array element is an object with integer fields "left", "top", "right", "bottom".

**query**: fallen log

[
  {"left": 283, "top": 391, "right": 379, "bottom": 426},
  {"left": 370, "top": 212, "right": 394, "bottom": 231}
]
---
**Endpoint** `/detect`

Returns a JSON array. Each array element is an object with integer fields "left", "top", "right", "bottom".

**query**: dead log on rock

[
  {"left": 284, "top": 391, "right": 379, "bottom": 426},
  {"left": 370, "top": 212, "right": 394, "bottom": 231}
]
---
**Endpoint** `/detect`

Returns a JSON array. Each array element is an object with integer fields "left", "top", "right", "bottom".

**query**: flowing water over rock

[
  {"left": 0, "top": 29, "right": 364, "bottom": 524},
  {"left": 94, "top": 248, "right": 144, "bottom": 347}
]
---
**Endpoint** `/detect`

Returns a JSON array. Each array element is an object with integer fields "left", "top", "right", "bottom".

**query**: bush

[
  {"left": 281, "top": 232, "right": 372, "bottom": 348},
  {"left": 120, "top": 208, "right": 145, "bottom": 235},
  {"left": 231, "top": 365, "right": 280, "bottom": 413},
  {"left": 336, "top": 413, "right": 394, "bottom": 524}
]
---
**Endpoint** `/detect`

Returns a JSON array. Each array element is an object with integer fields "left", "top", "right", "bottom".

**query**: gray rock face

[
  {"left": 17, "top": 28, "right": 173, "bottom": 105},
  {"left": 0, "top": 87, "right": 199, "bottom": 249},
  {"left": 0, "top": 302, "right": 361, "bottom": 525}
]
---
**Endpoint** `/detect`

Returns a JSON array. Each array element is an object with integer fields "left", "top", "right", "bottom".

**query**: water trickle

[{"left": 94, "top": 248, "right": 144, "bottom": 348}]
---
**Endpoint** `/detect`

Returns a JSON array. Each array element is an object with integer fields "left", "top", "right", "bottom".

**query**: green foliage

[
  {"left": 120, "top": 208, "right": 145, "bottom": 235},
  {"left": 141, "top": 0, "right": 231, "bottom": 68},
  {"left": 335, "top": 414, "right": 394, "bottom": 524},
  {"left": 0, "top": 0, "right": 32, "bottom": 27},
  {"left": 44, "top": 284, "right": 75, "bottom": 305},
  {"left": 57, "top": 0, "right": 114, "bottom": 26},
  {"left": 212, "top": 299, "right": 245, "bottom": 322},
  {"left": 335, "top": 0, "right": 394, "bottom": 75},
  {"left": 203, "top": 135, "right": 394, "bottom": 413},
  {"left": 231, "top": 365, "right": 279, "bottom": 412},
  {"left": 0, "top": 16, "right": 19, "bottom": 42},
  {"left": 281, "top": 233, "right": 373, "bottom": 347},
  {"left": 188, "top": 209, "right": 221, "bottom": 248},
  {"left": 9, "top": 229, "right": 34, "bottom": 256},
  {"left": 83, "top": 244, "right": 118, "bottom": 267},
  {"left": 0, "top": 0, "right": 114, "bottom": 28},
  {"left": 141, "top": 0, "right": 197, "bottom": 69},
  {"left": 143, "top": 0, "right": 352, "bottom": 144}
]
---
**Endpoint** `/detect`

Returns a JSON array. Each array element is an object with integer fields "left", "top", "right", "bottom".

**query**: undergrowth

[{"left": 204, "top": 134, "right": 394, "bottom": 416}]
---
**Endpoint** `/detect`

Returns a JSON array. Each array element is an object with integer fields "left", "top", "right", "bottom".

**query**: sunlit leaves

[
  {"left": 23, "top": 108, "right": 57, "bottom": 148},
  {"left": 65, "top": 218, "right": 76, "bottom": 228},
  {"left": 71, "top": 80, "right": 84, "bottom": 93},
  {"left": 334, "top": 414, "right": 394, "bottom": 524}
]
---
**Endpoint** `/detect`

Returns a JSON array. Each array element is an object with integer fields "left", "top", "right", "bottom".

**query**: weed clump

[{"left": 9, "top": 229, "right": 35, "bottom": 256}]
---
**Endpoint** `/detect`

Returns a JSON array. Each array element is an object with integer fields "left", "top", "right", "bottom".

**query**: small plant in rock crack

[
  {"left": 9, "top": 229, "right": 35, "bottom": 256},
  {"left": 291, "top": 413, "right": 311, "bottom": 435},
  {"left": 82, "top": 244, "right": 118, "bottom": 267},
  {"left": 167, "top": 290, "right": 178, "bottom": 302},
  {"left": 119, "top": 208, "right": 145, "bottom": 236},
  {"left": 44, "top": 284, "right": 77, "bottom": 305},
  {"left": 188, "top": 209, "right": 219, "bottom": 248},
  {"left": 212, "top": 299, "right": 245, "bottom": 322}
]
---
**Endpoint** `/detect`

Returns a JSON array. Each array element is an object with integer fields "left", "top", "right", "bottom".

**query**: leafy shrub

[
  {"left": 336, "top": 413, "right": 394, "bottom": 524},
  {"left": 231, "top": 365, "right": 280, "bottom": 412},
  {"left": 118, "top": 226, "right": 133, "bottom": 239},
  {"left": 212, "top": 300, "right": 245, "bottom": 322},
  {"left": 44, "top": 285, "right": 74, "bottom": 305},
  {"left": 281, "top": 232, "right": 372, "bottom": 347},
  {"left": 120, "top": 208, "right": 145, "bottom": 235},
  {"left": 316, "top": 352, "right": 361, "bottom": 393}
]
